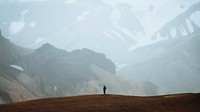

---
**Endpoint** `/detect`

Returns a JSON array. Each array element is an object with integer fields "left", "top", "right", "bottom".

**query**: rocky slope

[
  {"left": 0, "top": 32, "right": 144, "bottom": 104},
  {"left": 0, "top": 31, "right": 43, "bottom": 103}
]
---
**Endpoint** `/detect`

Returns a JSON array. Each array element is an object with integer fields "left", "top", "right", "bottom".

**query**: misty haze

[{"left": 0, "top": 0, "right": 200, "bottom": 112}]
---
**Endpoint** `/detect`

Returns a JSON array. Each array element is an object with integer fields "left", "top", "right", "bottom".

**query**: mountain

[
  {"left": 0, "top": 93, "right": 200, "bottom": 112},
  {"left": 119, "top": 30, "right": 200, "bottom": 94},
  {"left": 0, "top": 31, "right": 41, "bottom": 104},
  {"left": 22, "top": 43, "right": 145, "bottom": 96},
  {"left": 0, "top": 0, "right": 144, "bottom": 62},
  {"left": 0, "top": 31, "right": 148, "bottom": 104},
  {"left": 152, "top": 1, "right": 200, "bottom": 40},
  {"left": 1, "top": 0, "right": 200, "bottom": 65},
  {"left": 0, "top": 30, "right": 29, "bottom": 66},
  {"left": 118, "top": 2, "right": 200, "bottom": 94},
  {"left": 1, "top": 0, "right": 199, "bottom": 104},
  {"left": 118, "top": 2, "right": 200, "bottom": 68}
]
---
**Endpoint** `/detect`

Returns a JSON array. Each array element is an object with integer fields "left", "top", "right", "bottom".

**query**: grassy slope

[{"left": 0, "top": 93, "right": 199, "bottom": 112}]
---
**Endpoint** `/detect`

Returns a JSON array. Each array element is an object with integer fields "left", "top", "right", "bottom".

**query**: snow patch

[
  {"left": 10, "top": 65, "right": 24, "bottom": 71},
  {"left": 190, "top": 11, "right": 200, "bottom": 27},
  {"left": 116, "top": 63, "right": 127, "bottom": 68},
  {"left": 156, "top": 32, "right": 161, "bottom": 39},
  {"left": 30, "top": 22, "right": 36, "bottom": 27},
  {"left": 110, "top": 29, "right": 125, "bottom": 41},
  {"left": 109, "top": 5, "right": 136, "bottom": 40},
  {"left": 186, "top": 19, "right": 194, "bottom": 33},
  {"left": 170, "top": 27, "right": 177, "bottom": 38},
  {"left": 128, "top": 43, "right": 147, "bottom": 51},
  {"left": 121, "top": 28, "right": 135, "bottom": 39},
  {"left": 9, "top": 9, "right": 29, "bottom": 35},
  {"left": 28, "top": 38, "right": 45, "bottom": 48},
  {"left": 103, "top": 31, "right": 114, "bottom": 39},
  {"left": 9, "top": 22, "right": 25, "bottom": 34},
  {"left": 180, "top": 24, "right": 188, "bottom": 36},
  {"left": 35, "top": 38, "right": 45, "bottom": 43},
  {"left": 128, "top": 33, "right": 166, "bottom": 52}
]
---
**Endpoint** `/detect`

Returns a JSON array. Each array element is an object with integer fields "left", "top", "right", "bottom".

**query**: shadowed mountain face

[
  {"left": 0, "top": 33, "right": 149, "bottom": 104},
  {"left": 0, "top": 33, "right": 21, "bottom": 66},
  {"left": 22, "top": 43, "right": 117, "bottom": 96},
  {"left": 0, "top": 33, "right": 43, "bottom": 104}
]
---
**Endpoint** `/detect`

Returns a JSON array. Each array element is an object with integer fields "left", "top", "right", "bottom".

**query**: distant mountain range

[
  {"left": 118, "top": 2, "right": 200, "bottom": 94},
  {"left": 0, "top": 1, "right": 200, "bottom": 64},
  {"left": 0, "top": 0, "right": 144, "bottom": 63}
]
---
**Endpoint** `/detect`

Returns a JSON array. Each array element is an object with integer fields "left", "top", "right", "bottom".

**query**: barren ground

[{"left": 0, "top": 93, "right": 200, "bottom": 112}]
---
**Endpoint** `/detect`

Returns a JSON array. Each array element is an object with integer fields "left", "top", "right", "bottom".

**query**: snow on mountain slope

[
  {"left": 0, "top": 0, "right": 145, "bottom": 62},
  {"left": 152, "top": 1, "right": 200, "bottom": 40},
  {"left": 46, "top": 1, "right": 144, "bottom": 62},
  {"left": 117, "top": 2, "right": 200, "bottom": 93},
  {"left": 1, "top": 0, "right": 200, "bottom": 64},
  {"left": 119, "top": 31, "right": 200, "bottom": 94},
  {"left": 115, "top": 2, "right": 200, "bottom": 65}
]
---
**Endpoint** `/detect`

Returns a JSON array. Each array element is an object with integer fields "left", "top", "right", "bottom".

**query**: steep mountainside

[
  {"left": 152, "top": 2, "right": 200, "bottom": 39},
  {"left": 0, "top": 31, "right": 23, "bottom": 66},
  {"left": 118, "top": 2, "right": 200, "bottom": 94},
  {"left": 22, "top": 43, "right": 144, "bottom": 96},
  {"left": 0, "top": 31, "right": 41, "bottom": 104},
  {"left": 0, "top": 0, "right": 144, "bottom": 63},
  {"left": 119, "top": 31, "right": 200, "bottom": 94},
  {"left": 0, "top": 32, "right": 146, "bottom": 104}
]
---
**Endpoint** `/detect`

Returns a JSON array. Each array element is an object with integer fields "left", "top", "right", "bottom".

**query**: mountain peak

[
  {"left": 35, "top": 43, "right": 59, "bottom": 53},
  {"left": 40, "top": 43, "right": 55, "bottom": 49}
]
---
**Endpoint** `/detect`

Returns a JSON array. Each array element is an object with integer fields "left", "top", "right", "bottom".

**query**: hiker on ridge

[{"left": 103, "top": 85, "right": 107, "bottom": 95}]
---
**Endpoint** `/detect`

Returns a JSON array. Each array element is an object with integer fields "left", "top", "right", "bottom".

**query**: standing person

[{"left": 103, "top": 85, "right": 107, "bottom": 94}]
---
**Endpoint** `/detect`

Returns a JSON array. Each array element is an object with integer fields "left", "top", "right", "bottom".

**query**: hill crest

[{"left": 0, "top": 93, "right": 199, "bottom": 112}]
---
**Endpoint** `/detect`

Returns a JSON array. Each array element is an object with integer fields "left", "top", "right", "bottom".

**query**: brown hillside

[{"left": 0, "top": 93, "right": 200, "bottom": 112}]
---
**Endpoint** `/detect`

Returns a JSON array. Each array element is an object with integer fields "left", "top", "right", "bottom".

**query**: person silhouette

[{"left": 103, "top": 85, "right": 107, "bottom": 95}]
